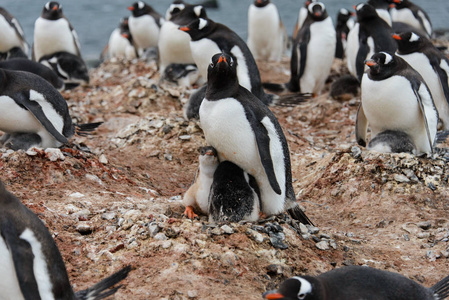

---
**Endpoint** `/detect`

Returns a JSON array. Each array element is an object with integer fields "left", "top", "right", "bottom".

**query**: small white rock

[
  {"left": 45, "top": 148, "right": 65, "bottom": 161},
  {"left": 99, "top": 154, "right": 108, "bottom": 164},
  {"left": 69, "top": 192, "right": 85, "bottom": 198}
]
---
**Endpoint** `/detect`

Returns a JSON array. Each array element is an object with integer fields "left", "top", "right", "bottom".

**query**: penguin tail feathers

[
  {"left": 75, "top": 265, "right": 132, "bottom": 300},
  {"left": 262, "top": 82, "right": 289, "bottom": 93},
  {"left": 436, "top": 130, "right": 449, "bottom": 144},
  {"left": 287, "top": 205, "right": 314, "bottom": 226},
  {"left": 271, "top": 93, "right": 312, "bottom": 107},
  {"left": 431, "top": 274, "right": 449, "bottom": 299},
  {"left": 75, "top": 122, "right": 103, "bottom": 136}
]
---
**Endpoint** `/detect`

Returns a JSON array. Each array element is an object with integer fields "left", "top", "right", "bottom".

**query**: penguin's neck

[{"left": 206, "top": 75, "right": 240, "bottom": 100}]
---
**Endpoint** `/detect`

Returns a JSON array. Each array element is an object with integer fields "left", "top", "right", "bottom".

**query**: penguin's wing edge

[
  {"left": 355, "top": 103, "right": 368, "bottom": 147},
  {"left": 412, "top": 84, "right": 434, "bottom": 153},
  {"left": 1, "top": 219, "right": 41, "bottom": 300},
  {"left": 433, "top": 60, "right": 449, "bottom": 106}
]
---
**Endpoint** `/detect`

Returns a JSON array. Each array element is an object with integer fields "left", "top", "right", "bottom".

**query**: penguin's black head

[
  {"left": 200, "top": 146, "right": 218, "bottom": 157},
  {"left": 254, "top": 0, "right": 270, "bottom": 8},
  {"left": 365, "top": 52, "right": 399, "bottom": 77},
  {"left": 166, "top": 2, "right": 186, "bottom": 21},
  {"left": 303, "top": 0, "right": 317, "bottom": 8},
  {"left": 367, "top": 0, "right": 391, "bottom": 10},
  {"left": 128, "top": 1, "right": 154, "bottom": 17},
  {"left": 337, "top": 8, "right": 352, "bottom": 25},
  {"left": 307, "top": 2, "right": 328, "bottom": 20},
  {"left": 119, "top": 17, "right": 130, "bottom": 32},
  {"left": 179, "top": 18, "right": 211, "bottom": 40},
  {"left": 42, "top": 1, "right": 63, "bottom": 20},
  {"left": 392, "top": 31, "right": 428, "bottom": 54},
  {"left": 206, "top": 53, "right": 240, "bottom": 99},
  {"left": 263, "top": 277, "right": 314, "bottom": 300},
  {"left": 354, "top": 3, "right": 378, "bottom": 21},
  {"left": 170, "top": 4, "right": 207, "bottom": 25}
]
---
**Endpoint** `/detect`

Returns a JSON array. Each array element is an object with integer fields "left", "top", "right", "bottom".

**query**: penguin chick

[
  {"left": 263, "top": 265, "right": 449, "bottom": 300},
  {"left": 0, "top": 180, "right": 131, "bottom": 299},
  {"left": 208, "top": 160, "right": 260, "bottom": 223},
  {"left": 368, "top": 130, "right": 415, "bottom": 153},
  {"left": 183, "top": 146, "right": 219, "bottom": 219}
]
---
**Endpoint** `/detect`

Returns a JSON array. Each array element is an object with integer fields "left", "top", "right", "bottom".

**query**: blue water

[{"left": 2, "top": 0, "right": 449, "bottom": 60}]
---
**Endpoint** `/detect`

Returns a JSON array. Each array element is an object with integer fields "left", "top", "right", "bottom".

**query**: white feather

[
  {"left": 0, "top": 236, "right": 25, "bottom": 300},
  {"left": 0, "top": 15, "right": 27, "bottom": 53},
  {"left": 128, "top": 14, "right": 160, "bottom": 51}
]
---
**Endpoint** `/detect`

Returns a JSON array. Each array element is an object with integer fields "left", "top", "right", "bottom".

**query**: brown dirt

[{"left": 1, "top": 55, "right": 449, "bottom": 300}]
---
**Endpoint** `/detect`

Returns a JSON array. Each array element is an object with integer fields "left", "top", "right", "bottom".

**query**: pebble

[
  {"left": 99, "top": 154, "right": 108, "bottom": 164},
  {"left": 154, "top": 233, "right": 168, "bottom": 241},
  {"left": 394, "top": 174, "right": 410, "bottom": 183},
  {"left": 351, "top": 146, "right": 362, "bottom": 159},
  {"left": 307, "top": 225, "right": 320, "bottom": 234},
  {"left": 269, "top": 232, "right": 288, "bottom": 249},
  {"left": 69, "top": 192, "right": 85, "bottom": 198},
  {"left": 102, "top": 212, "right": 117, "bottom": 220},
  {"left": 162, "top": 241, "right": 172, "bottom": 249},
  {"left": 45, "top": 148, "right": 65, "bottom": 161},
  {"left": 316, "top": 240, "right": 330, "bottom": 251},
  {"left": 85, "top": 174, "right": 102, "bottom": 185},
  {"left": 187, "top": 290, "right": 198, "bottom": 298},
  {"left": 417, "top": 232, "right": 431, "bottom": 239},
  {"left": 299, "top": 223, "right": 308, "bottom": 235},
  {"left": 148, "top": 223, "right": 161, "bottom": 237},
  {"left": 221, "top": 225, "right": 234, "bottom": 234},
  {"left": 416, "top": 221, "right": 432, "bottom": 230},
  {"left": 65, "top": 204, "right": 80, "bottom": 214},
  {"left": 76, "top": 223, "right": 93, "bottom": 235},
  {"left": 178, "top": 135, "right": 191, "bottom": 141},
  {"left": 247, "top": 229, "right": 264, "bottom": 243}
]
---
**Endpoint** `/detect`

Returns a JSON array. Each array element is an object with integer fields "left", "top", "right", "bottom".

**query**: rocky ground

[{"left": 1, "top": 52, "right": 449, "bottom": 299}]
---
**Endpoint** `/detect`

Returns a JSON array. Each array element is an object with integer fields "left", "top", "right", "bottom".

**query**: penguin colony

[{"left": 0, "top": 0, "right": 448, "bottom": 299}]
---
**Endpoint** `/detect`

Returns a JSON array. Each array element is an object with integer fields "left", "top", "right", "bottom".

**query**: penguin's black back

[
  {"left": 0, "top": 180, "right": 75, "bottom": 299},
  {"left": 358, "top": 9, "right": 397, "bottom": 54}
]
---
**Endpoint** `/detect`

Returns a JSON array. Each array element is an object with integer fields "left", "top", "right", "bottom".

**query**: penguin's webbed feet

[{"left": 183, "top": 205, "right": 199, "bottom": 220}]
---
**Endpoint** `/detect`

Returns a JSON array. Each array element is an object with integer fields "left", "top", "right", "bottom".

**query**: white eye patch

[
  {"left": 292, "top": 277, "right": 312, "bottom": 297},
  {"left": 194, "top": 6, "right": 203, "bottom": 17},
  {"left": 409, "top": 32, "right": 420, "bottom": 42},
  {"left": 380, "top": 52, "right": 393, "bottom": 64},
  {"left": 198, "top": 18, "right": 208, "bottom": 30},
  {"left": 138, "top": 1, "right": 144, "bottom": 9}
]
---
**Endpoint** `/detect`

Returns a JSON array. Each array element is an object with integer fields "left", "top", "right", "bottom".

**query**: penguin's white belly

[
  {"left": 195, "top": 174, "right": 214, "bottom": 213},
  {"left": 346, "top": 23, "right": 360, "bottom": 77},
  {"left": 390, "top": 8, "right": 422, "bottom": 32},
  {"left": 199, "top": 98, "right": 286, "bottom": 214},
  {"left": 230, "top": 46, "right": 252, "bottom": 92},
  {"left": 158, "top": 21, "right": 194, "bottom": 73},
  {"left": 34, "top": 18, "right": 77, "bottom": 61},
  {"left": 108, "top": 29, "right": 131, "bottom": 58},
  {"left": 0, "top": 16, "right": 24, "bottom": 52},
  {"left": 190, "top": 38, "right": 221, "bottom": 79},
  {"left": 247, "top": 4, "right": 283, "bottom": 62},
  {"left": 129, "top": 15, "right": 159, "bottom": 50},
  {"left": 399, "top": 52, "right": 449, "bottom": 129},
  {"left": 362, "top": 75, "right": 435, "bottom": 153},
  {"left": 0, "top": 237, "right": 25, "bottom": 300},
  {"left": 300, "top": 18, "right": 336, "bottom": 94}
]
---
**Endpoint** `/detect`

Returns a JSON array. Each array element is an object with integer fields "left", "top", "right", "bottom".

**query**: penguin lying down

[
  {"left": 263, "top": 265, "right": 449, "bottom": 300},
  {"left": 0, "top": 68, "right": 101, "bottom": 150},
  {"left": 183, "top": 146, "right": 260, "bottom": 223},
  {"left": 0, "top": 180, "right": 131, "bottom": 299}
]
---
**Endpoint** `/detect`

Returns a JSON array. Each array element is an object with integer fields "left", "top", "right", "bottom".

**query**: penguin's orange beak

[
  {"left": 52, "top": 5, "right": 59, "bottom": 11},
  {"left": 389, "top": 3, "right": 396, "bottom": 8},
  {"left": 127, "top": 6, "right": 135, "bottom": 11},
  {"left": 179, "top": 26, "right": 190, "bottom": 32},
  {"left": 365, "top": 60, "right": 377, "bottom": 67},
  {"left": 392, "top": 34, "right": 402, "bottom": 40},
  {"left": 263, "top": 292, "right": 285, "bottom": 299},
  {"left": 121, "top": 33, "right": 129, "bottom": 39},
  {"left": 353, "top": 5, "right": 357, "bottom": 10},
  {"left": 205, "top": 150, "right": 215, "bottom": 156},
  {"left": 393, "top": 0, "right": 401, "bottom": 3},
  {"left": 218, "top": 55, "right": 227, "bottom": 63}
]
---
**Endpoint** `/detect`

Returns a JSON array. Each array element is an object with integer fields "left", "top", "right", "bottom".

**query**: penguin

[
  {"left": 263, "top": 2, "right": 336, "bottom": 96},
  {"left": 262, "top": 265, "right": 449, "bottom": 300},
  {"left": 335, "top": 8, "right": 355, "bottom": 59},
  {"left": 183, "top": 146, "right": 219, "bottom": 219},
  {"left": 208, "top": 160, "right": 260, "bottom": 223},
  {"left": 0, "top": 58, "right": 64, "bottom": 90},
  {"left": 158, "top": 2, "right": 207, "bottom": 75},
  {"left": 199, "top": 53, "right": 313, "bottom": 225},
  {"left": 163, "top": 63, "right": 201, "bottom": 88},
  {"left": 346, "top": 3, "right": 397, "bottom": 82},
  {"left": 0, "top": 46, "right": 28, "bottom": 60},
  {"left": 329, "top": 74, "right": 360, "bottom": 101},
  {"left": 393, "top": 31, "right": 449, "bottom": 130},
  {"left": 33, "top": 2, "right": 82, "bottom": 62},
  {"left": 390, "top": 0, "right": 432, "bottom": 38},
  {"left": 39, "top": 51, "right": 90, "bottom": 88},
  {"left": 0, "top": 68, "right": 100, "bottom": 149},
  {"left": 356, "top": 51, "right": 438, "bottom": 155},
  {"left": 292, "top": 0, "right": 317, "bottom": 40},
  {"left": 106, "top": 18, "right": 138, "bottom": 60},
  {"left": 0, "top": 179, "right": 131, "bottom": 299},
  {"left": 367, "top": 0, "right": 392, "bottom": 26},
  {"left": 128, "top": 1, "right": 164, "bottom": 55},
  {"left": 0, "top": 7, "right": 29, "bottom": 56},
  {"left": 247, "top": 0, "right": 287, "bottom": 62},
  {"left": 1, "top": 132, "right": 43, "bottom": 151},
  {"left": 367, "top": 129, "right": 416, "bottom": 153},
  {"left": 179, "top": 17, "right": 275, "bottom": 105}
]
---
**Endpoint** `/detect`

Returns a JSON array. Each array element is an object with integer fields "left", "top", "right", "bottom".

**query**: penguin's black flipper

[
  {"left": 75, "top": 265, "right": 132, "bottom": 300},
  {"left": 412, "top": 83, "right": 435, "bottom": 153},
  {"left": 430, "top": 274, "right": 449, "bottom": 299},
  {"left": 14, "top": 92, "right": 68, "bottom": 144},
  {"left": 184, "top": 84, "right": 207, "bottom": 120},
  {"left": 1, "top": 219, "right": 41, "bottom": 300},
  {"left": 432, "top": 59, "right": 449, "bottom": 106},
  {"left": 288, "top": 205, "right": 314, "bottom": 226},
  {"left": 355, "top": 104, "right": 368, "bottom": 147},
  {"left": 356, "top": 35, "right": 370, "bottom": 82}
]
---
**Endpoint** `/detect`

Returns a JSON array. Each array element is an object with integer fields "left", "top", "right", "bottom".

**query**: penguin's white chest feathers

[
  {"left": 158, "top": 21, "right": 194, "bottom": 72},
  {"left": 0, "top": 236, "right": 25, "bottom": 300},
  {"left": 129, "top": 15, "right": 160, "bottom": 49},
  {"left": 108, "top": 29, "right": 132, "bottom": 58},
  {"left": 346, "top": 23, "right": 360, "bottom": 77},
  {"left": 0, "top": 16, "right": 24, "bottom": 52},
  {"left": 34, "top": 18, "right": 78, "bottom": 60},
  {"left": 190, "top": 38, "right": 221, "bottom": 79}
]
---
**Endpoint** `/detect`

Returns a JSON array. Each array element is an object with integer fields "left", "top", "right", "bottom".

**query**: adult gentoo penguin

[
  {"left": 33, "top": 2, "right": 81, "bottom": 62},
  {"left": 247, "top": 0, "right": 287, "bottom": 62},
  {"left": 390, "top": 0, "right": 432, "bottom": 38},
  {"left": 356, "top": 52, "right": 438, "bottom": 155},
  {"left": 346, "top": 3, "right": 397, "bottom": 82},
  {"left": 179, "top": 17, "right": 275, "bottom": 105},
  {"left": 292, "top": 0, "right": 317, "bottom": 40},
  {"left": 0, "top": 68, "right": 100, "bottom": 149},
  {"left": 158, "top": 2, "right": 206, "bottom": 76},
  {"left": 209, "top": 160, "right": 260, "bottom": 223},
  {"left": 0, "top": 180, "right": 131, "bottom": 299},
  {"left": 393, "top": 31, "right": 449, "bottom": 130},
  {"left": 128, "top": 1, "right": 164, "bottom": 54},
  {"left": 263, "top": 2, "right": 336, "bottom": 95},
  {"left": 335, "top": 8, "right": 355, "bottom": 59},
  {"left": 0, "top": 7, "right": 29, "bottom": 56},
  {"left": 263, "top": 265, "right": 449, "bottom": 300},
  {"left": 183, "top": 146, "right": 219, "bottom": 219},
  {"left": 200, "top": 53, "right": 312, "bottom": 224}
]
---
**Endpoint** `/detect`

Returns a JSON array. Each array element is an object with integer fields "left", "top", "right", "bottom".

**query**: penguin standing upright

[
  {"left": 0, "top": 68, "right": 100, "bottom": 149},
  {"left": 247, "top": 0, "right": 287, "bottom": 62},
  {"left": 183, "top": 146, "right": 219, "bottom": 219},
  {"left": 356, "top": 52, "right": 438, "bottom": 155},
  {"left": 106, "top": 17, "right": 138, "bottom": 60},
  {"left": 128, "top": 1, "right": 164, "bottom": 55},
  {"left": 0, "top": 180, "right": 131, "bottom": 299},
  {"left": 199, "top": 53, "right": 312, "bottom": 224},
  {"left": 0, "top": 7, "right": 28, "bottom": 56},
  {"left": 263, "top": 265, "right": 449, "bottom": 300},
  {"left": 390, "top": 0, "right": 432, "bottom": 38},
  {"left": 292, "top": 0, "right": 317, "bottom": 40},
  {"left": 179, "top": 17, "right": 275, "bottom": 105},
  {"left": 263, "top": 2, "right": 336, "bottom": 95},
  {"left": 33, "top": 2, "right": 81, "bottom": 62},
  {"left": 393, "top": 31, "right": 449, "bottom": 130},
  {"left": 346, "top": 3, "right": 397, "bottom": 81},
  {"left": 335, "top": 8, "right": 355, "bottom": 59},
  {"left": 158, "top": 2, "right": 206, "bottom": 75}
]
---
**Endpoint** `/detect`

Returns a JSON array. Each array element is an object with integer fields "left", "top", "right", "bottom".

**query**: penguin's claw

[
  {"left": 183, "top": 206, "right": 198, "bottom": 219},
  {"left": 258, "top": 212, "right": 268, "bottom": 219}
]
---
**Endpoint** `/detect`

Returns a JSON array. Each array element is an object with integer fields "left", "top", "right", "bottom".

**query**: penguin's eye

[
  {"left": 298, "top": 294, "right": 306, "bottom": 300},
  {"left": 210, "top": 63, "right": 214, "bottom": 68}
]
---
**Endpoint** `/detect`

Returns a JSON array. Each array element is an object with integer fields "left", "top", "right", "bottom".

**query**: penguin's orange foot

[
  {"left": 259, "top": 212, "right": 268, "bottom": 219},
  {"left": 183, "top": 206, "right": 198, "bottom": 219}
]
